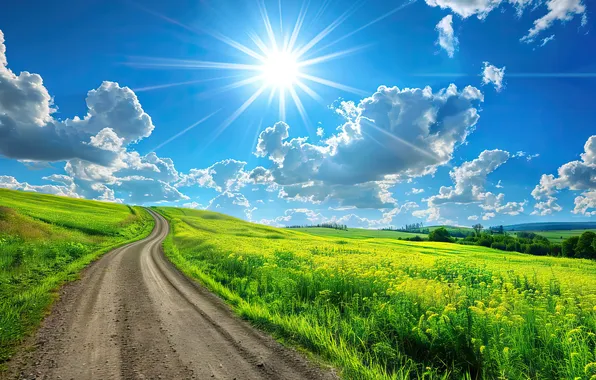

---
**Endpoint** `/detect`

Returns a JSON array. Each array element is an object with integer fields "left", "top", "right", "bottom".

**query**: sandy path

[{"left": 7, "top": 210, "right": 336, "bottom": 380}]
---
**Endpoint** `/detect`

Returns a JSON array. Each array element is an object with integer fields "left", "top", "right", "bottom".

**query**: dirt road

[{"left": 9, "top": 210, "right": 336, "bottom": 380}]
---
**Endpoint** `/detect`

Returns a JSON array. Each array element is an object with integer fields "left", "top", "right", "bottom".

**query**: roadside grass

[
  {"left": 0, "top": 189, "right": 153, "bottom": 365},
  {"left": 157, "top": 206, "right": 596, "bottom": 379}
]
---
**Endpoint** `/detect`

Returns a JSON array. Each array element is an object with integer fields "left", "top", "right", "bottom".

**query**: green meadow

[
  {"left": 520, "top": 230, "right": 596, "bottom": 243},
  {"left": 0, "top": 189, "right": 153, "bottom": 364},
  {"left": 157, "top": 206, "right": 596, "bottom": 379}
]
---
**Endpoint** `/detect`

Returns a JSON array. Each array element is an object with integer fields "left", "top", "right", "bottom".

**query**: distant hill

[{"left": 502, "top": 222, "right": 596, "bottom": 232}]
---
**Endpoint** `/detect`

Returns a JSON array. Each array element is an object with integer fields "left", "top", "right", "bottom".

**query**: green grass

[
  {"left": 519, "top": 229, "right": 596, "bottom": 243},
  {"left": 157, "top": 206, "right": 596, "bottom": 380},
  {"left": 0, "top": 189, "right": 153, "bottom": 365},
  {"left": 293, "top": 227, "right": 428, "bottom": 240}
]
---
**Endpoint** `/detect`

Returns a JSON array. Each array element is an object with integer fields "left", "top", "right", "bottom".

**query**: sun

[{"left": 261, "top": 50, "right": 299, "bottom": 89}]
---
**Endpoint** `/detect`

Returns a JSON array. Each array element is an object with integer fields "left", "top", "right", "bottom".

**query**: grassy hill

[
  {"left": 503, "top": 222, "right": 596, "bottom": 231},
  {"left": 0, "top": 189, "right": 153, "bottom": 365},
  {"left": 515, "top": 229, "right": 596, "bottom": 243},
  {"left": 157, "top": 206, "right": 596, "bottom": 380},
  {"left": 293, "top": 227, "right": 428, "bottom": 240}
]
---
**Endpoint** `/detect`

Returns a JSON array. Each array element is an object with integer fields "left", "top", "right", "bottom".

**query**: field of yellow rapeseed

[{"left": 157, "top": 206, "right": 596, "bottom": 379}]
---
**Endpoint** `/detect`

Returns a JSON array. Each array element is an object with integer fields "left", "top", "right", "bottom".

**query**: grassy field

[
  {"left": 294, "top": 227, "right": 428, "bottom": 240},
  {"left": 519, "top": 230, "right": 596, "bottom": 243},
  {"left": 0, "top": 189, "right": 153, "bottom": 364},
  {"left": 158, "top": 206, "right": 596, "bottom": 379}
]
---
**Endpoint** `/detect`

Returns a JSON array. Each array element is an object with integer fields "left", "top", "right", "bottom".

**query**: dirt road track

[{"left": 6, "top": 210, "right": 337, "bottom": 380}]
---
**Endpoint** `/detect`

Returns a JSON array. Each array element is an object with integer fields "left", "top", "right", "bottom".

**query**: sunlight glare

[{"left": 261, "top": 50, "right": 299, "bottom": 88}]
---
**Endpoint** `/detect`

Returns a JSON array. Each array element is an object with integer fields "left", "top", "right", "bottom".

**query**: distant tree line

[
  {"left": 286, "top": 222, "right": 348, "bottom": 231},
  {"left": 382, "top": 222, "right": 431, "bottom": 234},
  {"left": 420, "top": 225, "right": 596, "bottom": 260}
]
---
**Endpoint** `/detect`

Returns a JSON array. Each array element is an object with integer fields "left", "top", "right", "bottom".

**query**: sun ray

[
  {"left": 298, "top": 44, "right": 371, "bottom": 67},
  {"left": 203, "top": 85, "right": 268, "bottom": 149},
  {"left": 195, "top": 75, "right": 266, "bottom": 100},
  {"left": 308, "top": 0, "right": 333, "bottom": 31},
  {"left": 208, "top": 30, "right": 267, "bottom": 62},
  {"left": 311, "top": 0, "right": 416, "bottom": 56},
  {"left": 125, "top": 58, "right": 261, "bottom": 71},
  {"left": 129, "top": 0, "right": 376, "bottom": 144},
  {"left": 251, "top": 118, "right": 265, "bottom": 154},
  {"left": 258, "top": 0, "right": 279, "bottom": 51},
  {"left": 132, "top": 75, "right": 237, "bottom": 93},
  {"left": 287, "top": 2, "right": 309, "bottom": 52},
  {"left": 279, "top": 87, "right": 286, "bottom": 121},
  {"left": 360, "top": 119, "right": 444, "bottom": 163},
  {"left": 299, "top": 73, "right": 369, "bottom": 96},
  {"left": 294, "top": 79, "right": 324, "bottom": 104},
  {"left": 150, "top": 110, "right": 220, "bottom": 153},
  {"left": 267, "top": 87, "right": 277, "bottom": 106},
  {"left": 294, "top": 0, "right": 365, "bottom": 58},
  {"left": 411, "top": 72, "right": 596, "bottom": 78},
  {"left": 249, "top": 31, "right": 271, "bottom": 56},
  {"left": 288, "top": 86, "right": 311, "bottom": 132}
]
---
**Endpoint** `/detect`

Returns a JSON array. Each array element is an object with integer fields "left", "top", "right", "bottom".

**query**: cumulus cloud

[
  {"left": 482, "top": 212, "right": 496, "bottom": 220},
  {"left": 255, "top": 84, "right": 483, "bottom": 208},
  {"left": 531, "top": 135, "right": 596, "bottom": 215},
  {"left": 0, "top": 31, "right": 153, "bottom": 165},
  {"left": 521, "top": 0, "right": 587, "bottom": 42},
  {"left": 206, "top": 191, "right": 253, "bottom": 219},
  {"left": 468, "top": 215, "right": 479, "bottom": 220},
  {"left": 424, "top": 0, "right": 586, "bottom": 44},
  {"left": 410, "top": 188, "right": 425, "bottom": 194},
  {"left": 481, "top": 62, "right": 506, "bottom": 92},
  {"left": 178, "top": 159, "right": 248, "bottom": 192},
  {"left": 260, "top": 201, "right": 419, "bottom": 229},
  {"left": 436, "top": 15, "right": 458, "bottom": 58},
  {"left": 416, "top": 149, "right": 526, "bottom": 221}
]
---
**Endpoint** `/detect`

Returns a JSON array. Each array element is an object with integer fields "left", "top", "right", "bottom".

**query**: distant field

[
  {"left": 158, "top": 206, "right": 596, "bottom": 380},
  {"left": 517, "top": 229, "right": 596, "bottom": 243},
  {"left": 294, "top": 227, "right": 428, "bottom": 239},
  {"left": 0, "top": 189, "right": 153, "bottom": 364}
]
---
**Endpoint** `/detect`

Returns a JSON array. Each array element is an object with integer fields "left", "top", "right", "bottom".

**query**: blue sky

[{"left": 0, "top": 0, "right": 594, "bottom": 228}]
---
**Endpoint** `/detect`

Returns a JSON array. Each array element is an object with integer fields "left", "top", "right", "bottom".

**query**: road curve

[{"left": 9, "top": 210, "right": 336, "bottom": 380}]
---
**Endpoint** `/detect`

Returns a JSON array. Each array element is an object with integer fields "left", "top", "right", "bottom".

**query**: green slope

[
  {"left": 157, "top": 206, "right": 596, "bottom": 380},
  {"left": 519, "top": 229, "right": 596, "bottom": 243},
  {"left": 0, "top": 189, "right": 153, "bottom": 365}
]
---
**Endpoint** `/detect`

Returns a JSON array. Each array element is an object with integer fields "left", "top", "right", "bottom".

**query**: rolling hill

[{"left": 0, "top": 189, "right": 153, "bottom": 364}]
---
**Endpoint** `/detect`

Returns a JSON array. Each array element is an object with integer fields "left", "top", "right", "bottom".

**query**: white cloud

[
  {"left": 425, "top": 0, "right": 539, "bottom": 19},
  {"left": 0, "top": 30, "right": 153, "bottom": 165},
  {"left": 418, "top": 149, "right": 526, "bottom": 219},
  {"left": 481, "top": 62, "right": 506, "bottom": 92},
  {"left": 206, "top": 191, "right": 252, "bottom": 220},
  {"left": 429, "top": 149, "right": 511, "bottom": 206},
  {"left": 468, "top": 215, "right": 479, "bottom": 220},
  {"left": 482, "top": 212, "right": 496, "bottom": 220},
  {"left": 424, "top": 0, "right": 585, "bottom": 44},
  {"left": 573, "top": 190, "right": 596, "bottom": 216},
  {"left": 436, "top": 15, "right": 459, "bottom": 58},
  {"left": 178, "top": 159, "right": 248, "bottom": 192},
  {"left": 531, "top": 135, "right": 596, "bottom": 215},
  {"left": 316, "top": 127, "right": 324, "bottom": 138},
  {"left": 496, "top": 180, "right": 504, "bottom": 188},
  {"left": 260, "top": 201, "right": 419, "bottom": 229},
  {"left": 540, "top": 34, "right": 556, "bottom": 46},
  {"left": 411, "top": 188, "right": 425, "bottom": 194},
  {"left": 255, "top": 83, "right": 483, "bottom": 208},
  {"left": 521, "top": 0, "right": 587, "bottom": 42},
  {"left": 183, "top": 202, "right": 204, "bottom": 209}
]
